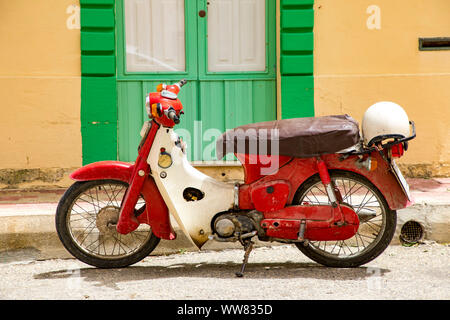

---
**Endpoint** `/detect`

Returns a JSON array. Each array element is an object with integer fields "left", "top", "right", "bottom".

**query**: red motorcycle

[{"left": 56, "top": 79, "right": 416, "bottom": 276}]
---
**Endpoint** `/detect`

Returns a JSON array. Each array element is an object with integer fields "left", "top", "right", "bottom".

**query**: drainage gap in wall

[{"left": 400, "top": 220, "right": 424, "bottom": 246}]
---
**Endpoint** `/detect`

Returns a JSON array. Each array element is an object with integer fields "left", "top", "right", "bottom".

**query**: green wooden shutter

[
  {"left": 80, "top": 0, "right": 118, "bottom": 164},
  {"left": 280, "top": 0, "right": 314, "bottom": 119}
]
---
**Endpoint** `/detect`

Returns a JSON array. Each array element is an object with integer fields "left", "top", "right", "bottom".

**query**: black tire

[
  {"left": 293, "top": 170, "right": 396, "bottom": 268},
  {"left": 55, "top": 179, "right": 160, "bottom": 268}
]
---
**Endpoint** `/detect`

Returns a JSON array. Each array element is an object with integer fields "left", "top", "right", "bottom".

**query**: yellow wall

[
  {"left": 0, "top": 0, "right": 82, "bottom": 171},
  {"left": 314, "top": 0, "right": 450, "bottom": 177}
]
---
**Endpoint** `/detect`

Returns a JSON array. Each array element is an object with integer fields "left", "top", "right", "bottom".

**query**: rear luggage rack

[{"left": 343, "top": 121, "right": 416, "bottom": 157}]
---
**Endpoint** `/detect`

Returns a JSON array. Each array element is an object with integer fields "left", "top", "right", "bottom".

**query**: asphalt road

[{"left": 0, "top": 242, "right": 448, "bottom": 300}]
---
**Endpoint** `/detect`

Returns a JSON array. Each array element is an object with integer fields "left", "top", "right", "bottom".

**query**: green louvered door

[{"left": 117, "top": 0, "right": 276, "bottom": 162}]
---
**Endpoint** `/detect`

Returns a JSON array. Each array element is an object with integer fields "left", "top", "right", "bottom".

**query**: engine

[{"left": 211, "top": 211, "right": 264, "bottom": 242}]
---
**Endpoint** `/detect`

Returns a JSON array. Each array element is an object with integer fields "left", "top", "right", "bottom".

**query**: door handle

[{"left": 199, "top": 10, "right": 206, "bottom": 18}]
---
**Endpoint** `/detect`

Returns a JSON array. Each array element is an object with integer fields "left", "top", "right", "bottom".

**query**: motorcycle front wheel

[
  {"left": 55, "top": 179, "right": 160, "bottom": 268},
  {"left": 293, "top": 170, "right": 397, "bottom": 268}
]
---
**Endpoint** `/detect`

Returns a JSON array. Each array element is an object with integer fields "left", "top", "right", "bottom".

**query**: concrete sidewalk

[{"left": 0, "top": 178, "right": 449, "bottom": 260}]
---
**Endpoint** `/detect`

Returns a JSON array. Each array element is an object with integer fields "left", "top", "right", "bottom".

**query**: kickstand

[{"left": 235, "top": 239, "right": 254, "bottom": 277}]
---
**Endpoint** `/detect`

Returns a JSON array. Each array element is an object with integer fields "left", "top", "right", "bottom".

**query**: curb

[
  {"left": 1, "top": 203, "right": 448, "bottom": 261},
  {"left": 0, "top": 178, "right": 449, "bottom": 260}
]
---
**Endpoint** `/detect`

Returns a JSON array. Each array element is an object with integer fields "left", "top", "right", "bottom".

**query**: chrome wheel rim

[
  {"left": 297, "top": 176, "right": 387, "bottom": 260},
  {"left": 66, "top": 182, "right": 152, "bottom": 259}
]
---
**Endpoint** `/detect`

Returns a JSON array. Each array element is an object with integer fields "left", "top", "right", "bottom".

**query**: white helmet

[{"left": 362, "top": 101, "right": 410, "bottom": 146}]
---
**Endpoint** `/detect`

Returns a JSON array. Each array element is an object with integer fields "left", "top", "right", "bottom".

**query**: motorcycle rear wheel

[
  {"left": 55, "top": 179, "right": 160, "bottom": 268},
  {"left": 293, "top": 170, "right": 396, "bottom": 268}
]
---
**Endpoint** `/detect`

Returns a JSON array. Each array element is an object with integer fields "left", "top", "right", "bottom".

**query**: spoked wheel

[
  {"left": 55, "top": 179, "right": 160, "bottom": 268},
  {"left": 293, "top": 170, "right": 396, "bottom": 267}
]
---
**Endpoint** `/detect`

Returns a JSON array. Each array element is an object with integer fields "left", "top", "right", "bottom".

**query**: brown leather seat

[{"left": 216, "top": 114, "right": 360, "bottom": 159}]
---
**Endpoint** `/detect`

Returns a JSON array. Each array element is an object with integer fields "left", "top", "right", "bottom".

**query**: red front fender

[
  {"left": 70, "top": 161, "right": 134, "bottom": 183},
  {"left": 69, "top": 161, "right": 176, "bottom": 240}
]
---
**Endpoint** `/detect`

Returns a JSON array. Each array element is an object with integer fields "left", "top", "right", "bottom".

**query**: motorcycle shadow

[{"left": 35, "top": 260, "right": 390, "bottom": 288}]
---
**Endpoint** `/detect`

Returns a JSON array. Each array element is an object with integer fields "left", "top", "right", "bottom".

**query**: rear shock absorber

[
  {"left": 316, "top": 157, "right": 346, "bottom": 226},
  {"left": 316, "top": 157, "right": 337, "bottom": 207}
]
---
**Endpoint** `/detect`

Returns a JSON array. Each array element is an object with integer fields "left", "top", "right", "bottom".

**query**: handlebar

[
  {"left": 177, "top": 79, "right": 187, "bottom": 88},
  {"left": 167, "top": 108, "right": 180, "bottom": 124}
]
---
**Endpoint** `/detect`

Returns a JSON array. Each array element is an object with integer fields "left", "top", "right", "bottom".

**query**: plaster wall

[
  {"left": 313, "top": 0, "right": 450, "bottom": 177},
  {"left": 0, "top": 0, "right": 82, "bottom": 173}
]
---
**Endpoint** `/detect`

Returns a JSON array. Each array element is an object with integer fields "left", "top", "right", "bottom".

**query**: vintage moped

[{"left": 56, "top": 79, "right": 415, "bottom": 276}]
